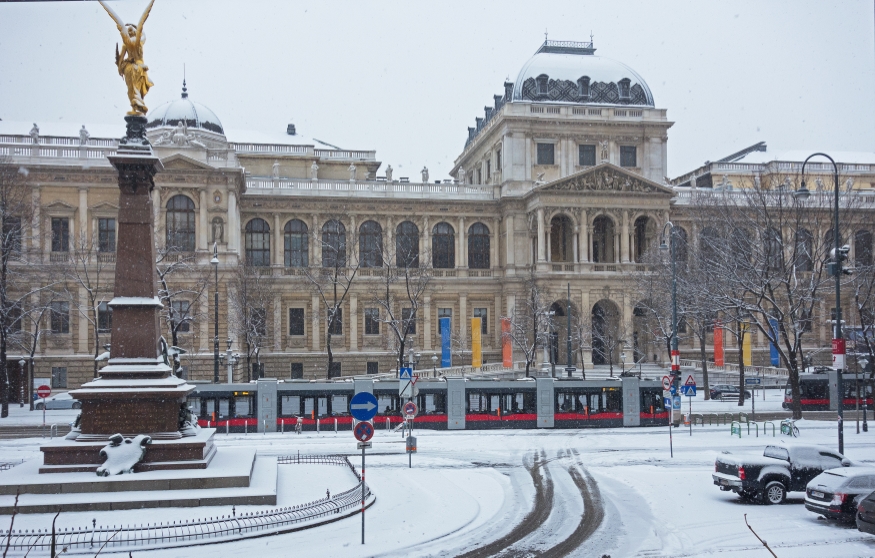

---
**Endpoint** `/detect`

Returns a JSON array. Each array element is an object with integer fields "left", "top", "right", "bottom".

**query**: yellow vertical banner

[
  {"left": 471, "top": 317, "right": 482, "bottom": 368},
  {"left": 741, "top": 322, "right": 752, "bottom": 367}
]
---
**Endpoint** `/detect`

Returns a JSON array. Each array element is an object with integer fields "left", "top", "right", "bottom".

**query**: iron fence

[{"left": 1, "top": 455, "right": 370, "bottom": 554}]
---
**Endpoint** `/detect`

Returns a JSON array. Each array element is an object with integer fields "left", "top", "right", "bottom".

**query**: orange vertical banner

[
  {"left": 713, "top": 321, "right": 724, "bottom": 367},
  {"left": 471, "top": 318, "right": 482, "bottom": 368},
  {"left": 501, "top": 317, "right": 512, "bottom": 367}
]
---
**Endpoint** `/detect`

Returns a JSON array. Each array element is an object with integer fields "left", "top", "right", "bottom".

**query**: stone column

[
  {"left": 493, "top": 294, "right": 501, "bottom": 346},
  {"left": 273, "top": 294, "right": 282, "bottom": 351},
  {"left": 613, "top": 232, "right": 620, "bottom": 264},
  {"left": 311, "top": 295, "right": 321, "bottom": 351},
  {"left": 621, "top": 211, "right": 630, "bottom": 263},
  {"left": 573, "top": 226, "right": 579, "bottom": 263},
  {"left": 274, "top": 214, "right": 283, "bottom": 267},
  {"left": 505, "top": 214, "right": 515, "bottom": 268},
  {"left": 489, "top": 219, "right": 497, "bottom": 270},
  {"left": 459, "top": 294, "right": 467, "bottom": 350},
  {"left": 31, "top": 187, "right": 40, "bottom": 253},
  {"left": 227, "top": 191, "right": 239, "bottom": 254},
  {"left": 312, "top": 215, "right": 321, "bottom": 268},
  {"left": 77, "top": 286, "right": 89, "bottom": 354},
  {"left": 422, "top": 216, "right": 430, "bottom": 266},
  {"left": 78, "top": 188, "right": 88, "bottom": 244},
  {"left": 458, "top": 216, "right": 466, "bottom": 268},
  {"left": 385, "top": 216, "right": 393, "bottom": 265},
  {"left": 546, "top": 227, "right": 552, "bottom": 262},
  {"left": 536, "top": 208, "right": 546, "bottom": 262},
  {"left": 424, "top": 295, "right": 432, "bottom": 350},
  {"left": 349, "top": 294, "right": 358, "bottom": 351},
  {"left": 198, "top": 190, "right": 208, "bottom": 251}
]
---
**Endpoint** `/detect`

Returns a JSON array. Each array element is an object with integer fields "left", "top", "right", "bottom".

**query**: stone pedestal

[{"left": 42, "top": 116, "right": 203, "bottom": 472}]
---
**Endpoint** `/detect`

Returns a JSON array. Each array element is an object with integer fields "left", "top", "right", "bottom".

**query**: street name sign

[
  {"left": 349, "top": 392, "right": 379, "bottom": 422},
  {"left": 356, "top": 441, "right": 372, "bottom": 450},
  {"left": 745, "top": 378, "right": 762, "bottom": 385},
  {"left": 662, "top": 376, "right": 671, "bottom": 391}
]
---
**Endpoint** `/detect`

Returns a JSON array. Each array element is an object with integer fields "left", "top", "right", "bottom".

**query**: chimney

[
  {"left": 494, "top": 95, "right": 503, "bottom": 110},
  {"left": 287, "top": 124, "right": 296, "bottom": 136},
  {"left": 467, "top": 127, "right": 475, "bottom": 142},
  {"left": 504, "top": 81, "right": 514, "bottom": 101},
  {"left": 484, "top": 107, "right": 493, "bottom": 121},
  {"left": 475, "top": 117, "right": 483, "bottom": 131}
]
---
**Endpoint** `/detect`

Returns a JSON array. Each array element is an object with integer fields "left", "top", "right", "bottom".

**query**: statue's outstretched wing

[
  {"left": 98, "top": 1, "right": 125, "bottom": 32},
  {"left": 136, "top": 0, "right": 156, "bottom": 43}
]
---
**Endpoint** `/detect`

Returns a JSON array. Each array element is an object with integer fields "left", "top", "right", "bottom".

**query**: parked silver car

[{"left": 34, "top": 392, "right": 81, "bottom": 410}]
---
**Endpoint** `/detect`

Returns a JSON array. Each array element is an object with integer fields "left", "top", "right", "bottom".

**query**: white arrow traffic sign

[{"left": 351, "top": 401, "right": 377, "bottom": 412}]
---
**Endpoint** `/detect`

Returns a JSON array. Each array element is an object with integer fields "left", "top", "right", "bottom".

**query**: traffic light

[{"left": 827, "top": 244, "right": 852, "bottom": 276}]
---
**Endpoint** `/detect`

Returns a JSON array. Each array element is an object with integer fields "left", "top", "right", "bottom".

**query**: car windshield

[{"left": 809, "top": 470, "right": 848, "bottom": 490}]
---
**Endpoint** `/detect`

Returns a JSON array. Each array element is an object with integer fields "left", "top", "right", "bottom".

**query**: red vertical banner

[
  {"left": 501, "top": 317, "right": 512, "bottom": 367},
  {"left": 713, "top": 321, "right": 724, "bottom": 367}
]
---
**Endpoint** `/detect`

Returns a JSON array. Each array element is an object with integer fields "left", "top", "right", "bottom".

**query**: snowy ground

[{"left": 1, "top": 419, "right": 874, "bottom": 556}]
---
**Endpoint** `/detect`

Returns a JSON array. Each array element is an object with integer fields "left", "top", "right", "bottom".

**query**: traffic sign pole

[{"left": 361, "top": 443, "right": 365, "bottom": 545}]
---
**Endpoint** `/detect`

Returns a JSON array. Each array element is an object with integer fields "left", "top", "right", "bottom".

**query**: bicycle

[{"left": 780, "top": 418, "right": 800, "bottom": 437}]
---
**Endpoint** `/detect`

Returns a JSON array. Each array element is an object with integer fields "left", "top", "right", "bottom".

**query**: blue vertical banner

[
  {"left": 769, "top": 318, "right": 780, "bottom": 366},
  {"left": 440, "top": 317, "right": 452, "bottom": 368}
]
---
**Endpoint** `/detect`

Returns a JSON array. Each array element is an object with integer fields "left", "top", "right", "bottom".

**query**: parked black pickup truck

[{"left": 712, "top": 443, "right": 852, "bottom": 504}]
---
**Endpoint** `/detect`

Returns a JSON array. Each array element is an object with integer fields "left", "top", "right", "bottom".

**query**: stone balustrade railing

[{"left": 246, "top": 177, "right": 494, "bottom": 200}]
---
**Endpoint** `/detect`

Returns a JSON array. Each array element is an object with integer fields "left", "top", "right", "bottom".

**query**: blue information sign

[
  {"left": 349, "top": 392, "right": 379, "bottom": 422},
  {"left": 663, "top": 397, "right": 672, "bottom": 409},
  {"left": 669, "top": 384, "right": 677, "bottom": 396},
  {"left": 672, "top": 395, "right": 682, "bottom": 410},
  {"left": 680, "top": 385, "right": 697, "bottom": 397},
  {"left": 399, "top": 367, "right": 413, "bottom": 379}
]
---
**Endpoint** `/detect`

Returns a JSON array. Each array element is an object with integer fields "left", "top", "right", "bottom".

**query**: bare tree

[
  {"left": 590, "top": 300, "right": 628, "bottom": 377},
  {"left": 372, "top": 234, "right": 433, "bottom": 372},
  {"left": 156, "top": 247, "right": 211, "bottom": 374},
  {"left": 63, "top": 233, "right": 113, "bottom": 379},
  {"left": 228, "top": 263, "right": 275, "bottom": 381},
  {"left": 504, "top": 268, "right": 550, "bottom": 377},
  {"left": 0, "top": 160, "right": 40, "bottom": 417},
  {"left": 305, "top": 215, "right": 360, "bottom": 378},
  {"left": 10, "top": 289, "right": 61, "bottom": 411}
]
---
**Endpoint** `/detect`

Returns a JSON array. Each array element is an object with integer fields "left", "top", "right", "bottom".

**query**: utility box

[
  {"left": 536, "top": 377, "right": 554, "bottom": 428},
  {"left": 828, "top": 370, "right": 838, "bottom": 412},
  {"left": 622, "top": 377, "right": 640, "bottom": 427},
  {"left": 406, "top": 436, "right": 417, "bottom": 453},
  {"left": 447, "top": 377, "right": 466, "bottom": 430},
  {"left": 257, "top": 378, "right": 277, "bottom": 433}
]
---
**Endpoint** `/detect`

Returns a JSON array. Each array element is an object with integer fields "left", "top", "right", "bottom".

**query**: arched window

[
  {"left": 165, "top": 195, "right": 195, "bottom": 252},
  {"left": 855, "top": 229, "right": 873, "bottom": 267},
  {"left": 321, "top": 220, "right": 346, "bottom": 268},
  {"left": 395, "top": 221, "right": 419, "bottom": 268},
  {"left": 359, "top": 220, "right": 383, "bottom": 268},
  {"left": 284, "top": 219, "right": 308, "bottom": 268},
  {"left": 592, "top": 216, "right": 614, "bottom": 263},
  {"left": 794, "top": 229, "right": 813, "bottom": 272},
  {"left": 618, "top": 78, "right": 631, "bottom": 100},
  {"left": 468, "top": 223, "right": 490, "bottom": 269},
  {"left": 763, "top": 227, "right": 783, "bottom": 270},
  {"left": 672, "top": 227, "right": 688, "bottom": 264},
  {"left": 432, "top": 222, "right": 455, "bottom": 269},
  {"left": 634, "top": 216, "right": 655, "bottom": 262},
  {"left": 536, "top": 74, "right": 549, "bottom": 96},
  {"left": 699, "top": 227, "right": 720, "bottom": 265},
  {"left": 577, "top": 76, "right": 590, "bottom": 100},
  {"left": 244, "top": 218, "right": 271, "bottom": 267},
  {"left": 549, "top": 215, "right": 573, "bottom": 262}
]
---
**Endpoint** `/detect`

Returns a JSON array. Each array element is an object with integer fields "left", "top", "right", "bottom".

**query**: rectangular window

[
  {"left": 536, "top": 143, "right": 555, "bottom": 165},
  {"left": 171, "top": 300, "right": 190, "bottom": 333},
  {"left": 473, "top": 308, "right": 488, "bottom": 334},
  {"left": 486, "top": 160, "right": 491, "bottom": 181},
  {"left": 8, "top": 305, "right": 21, "bottom": 333},
  {"left": 51, "top": 218, "right": 69, "bottom": 252},
  {"left": 281, "top": 395, "right": 300, "bottom": 415},
  {"left": 496, "top": 149, "right": 501, "bottom": 173},
  {"left": 51, "top": 366, "right": 67, "bottom": 389},
  {"left": 367, "top": 361, "right": 379, "bottom": 375},
  {"left": 50, "top": 301, "right": 69, "bottom": 333},
  {"left": 290, "top": 362, "right": 303, "bottom": 379},
  {"left": 438, "top": 307, "right": 452, "bottom": 334},
  {"left": 620, "top": 146, "right": 637, "bottom": 167},
  {"left": 97, "top": 301, "right": 112, "bottom": 333},
  {"left": 402, "top": 307, "right": 416, "bottom": 334},
  {"left": 98, "top": 218, "right": 116, "bottom": 253},
  {"left": 364, "top": 308, "right": 380, "bottom": 335},
  {"left": 328, "top": 308, "right": 343, "bottom": 335},
  {"left": 3, "top": 217, "right": 21, "bottom": 252},
  {"left": 579, "top": 144, "right": 596, "bottom": 166},
  {"left": 288, "top": 308, "right": 305, "bottom": 336},
  {"left": 329, "top": 362, "right": 342, "bottom": 378},
  {"left": 251, "top": 307, "right": 266, "bottom": 337}
]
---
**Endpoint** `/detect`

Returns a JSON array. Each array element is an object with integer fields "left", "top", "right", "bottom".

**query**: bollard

[
  {"left": 334, "top": 418, "right": 338, "bottom": 433},
  {"left": 226, "top": 421, "right": 229, "bottom": 435},
  {"left": 386, "top": 417, "right": 390, "bottom": 430},
  {"left": 245, "top": 420, "right": 248, "bottom": 435},
  {"left": 50, "top": 424, "right": 57, "bottom": 439},
  {"left": 282, "top": 419, "right": 284, "bottom": 434},
  {"left": 316, "top": 418, "right": 320, "bottom": 433},
  {"left": 263, "top": 420, "right": 267, "bottom": 435}
]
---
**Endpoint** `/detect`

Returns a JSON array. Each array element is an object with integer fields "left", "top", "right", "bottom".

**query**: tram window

[
  {"left": 801, "top": 381, "right": 828, "bottom": 399},
  {"left": 235, "top": 396, "right": 251, "bottom": 416},
  {"left": 281, "top": 395, "right": 300, "bottom": 416},
  {"left": 304, "top": 397, "right": 314, "bottom": 417},
  {"left": 204, "top": 398, "right": 215, "bottom": 415},
  {"left": 332, "top": 395, "right": 348, "bottom": 415},
  {"left": 219, "top": 398, "right": 229, "bottom": 416},
  {"left": 490, "top": 395, "right": 500, "bottom": 412},
  {"left": 187, "top": 397, "right": 200, "bottom": 415},
  {"left": 317, "top": 397, "right": 328, "bottom": 417},
  {"left": 378, "top": 395, "right": 394, "bottom": 414},
  {"left": 605, "top": 389, "right": 622, "bottom": 412},
  {"left": 469, "top": 394, "right": 481, "bottom": 412},
  {"left": 425, "top": 394, "right": 436, "bottom": 413}
]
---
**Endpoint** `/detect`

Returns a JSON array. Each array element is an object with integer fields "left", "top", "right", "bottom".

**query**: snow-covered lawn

[{"left": 1, "top": 419, "right": 873, "bottom": 556}]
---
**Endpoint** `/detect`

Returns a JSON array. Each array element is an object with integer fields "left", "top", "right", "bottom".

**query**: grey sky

[{"left": 1, "top": 0, "right": 872, "bottom": 180}]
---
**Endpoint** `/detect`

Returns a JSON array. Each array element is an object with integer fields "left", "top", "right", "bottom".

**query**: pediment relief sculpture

[{"left": 542, "top": 166, "right": 670, "bottom": 195}]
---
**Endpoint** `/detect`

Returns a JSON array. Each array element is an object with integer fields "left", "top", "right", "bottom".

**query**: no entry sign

[{"left": 36, "top": 385, "right": 51, "bottom": 399}]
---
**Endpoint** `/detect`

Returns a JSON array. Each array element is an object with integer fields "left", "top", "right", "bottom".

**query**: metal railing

[{"left": 1, "top": 455, "right": 369, "bottom": 554}]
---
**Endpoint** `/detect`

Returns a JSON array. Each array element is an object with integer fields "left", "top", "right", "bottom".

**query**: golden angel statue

[{"left": 99, "top": 0, "right": 156, "bottom": 116}]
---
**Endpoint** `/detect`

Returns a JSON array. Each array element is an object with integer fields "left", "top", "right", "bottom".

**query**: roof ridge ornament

[{"left": 537, "top": 39, "right": 596, "bottom": 55}]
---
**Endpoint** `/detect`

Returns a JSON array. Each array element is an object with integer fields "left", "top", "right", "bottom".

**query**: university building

[{"left": 1, "top": 39, "right": 873, "bottom": 394}]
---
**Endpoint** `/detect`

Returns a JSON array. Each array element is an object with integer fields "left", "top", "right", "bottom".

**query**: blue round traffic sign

[
  {"left": 349, "top": 392, "right": 379, "bottom": 422},
  {"left": 354, "top": 420, "right": 374, "bottom": 442}
]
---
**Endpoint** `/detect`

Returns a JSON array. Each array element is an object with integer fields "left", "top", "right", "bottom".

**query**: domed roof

[
  {"left": 512, "top": 41, "right": 654, "bottom": 106},
  {"left": 146, "top": 82, "right": 224, "bottom": 135}
]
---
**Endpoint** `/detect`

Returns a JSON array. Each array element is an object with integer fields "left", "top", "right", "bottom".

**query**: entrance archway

[
  {"left": 591, "top": 299, "right": 621, "bottom": 367},
  {"left": 549, "top": 215, "right": 573, "bottom": 262},
  {"left": 548, "top": 300, "right": 579, "bottom": 366}
]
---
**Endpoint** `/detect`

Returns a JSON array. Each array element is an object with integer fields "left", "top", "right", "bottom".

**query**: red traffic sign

[
  {"left": 684, "top": 374, "right": 697, "bottom": 387},
  {"left": 661, "top": 376, "right": 671, "bottom": 391},
  {"left": 353, "top": 421, "right": 374, "bottom": 442},
  {"left": 403, "top": 401, "right": 418, "bottom": 417},
  {"left": 36, "top": 385, "right": 51, "bottom": 399}
]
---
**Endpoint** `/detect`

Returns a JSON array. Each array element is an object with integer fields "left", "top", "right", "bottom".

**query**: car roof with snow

[{"left": 816, "top": 466, "right": 875, "bottom": 479}]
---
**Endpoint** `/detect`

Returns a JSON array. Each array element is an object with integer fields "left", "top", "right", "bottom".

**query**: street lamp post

[
  {"left": 211, "top": 243, "right": 220, "bottom": 384},
  {"left": 794, "top": 153, "right": 845, "bottom": 454},
  {"left": 660, "top": 221, "right": 680, "bottom": 425},
  {"left": 220, "top": 338, "right": 240, "bottom": 384},
  {"left": 18, "top": 359, "right": 25, "bottom": 408},
  {"left": 431, "top": 353, "right": 437, "bottom": 377},
  {"left": 566, "top": 283, "right": 574, "bottom": 377}
]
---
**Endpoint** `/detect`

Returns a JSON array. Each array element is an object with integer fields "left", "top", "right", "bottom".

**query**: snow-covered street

[{"left": 2, "top": 419, "right": 873, "bottom": 557}]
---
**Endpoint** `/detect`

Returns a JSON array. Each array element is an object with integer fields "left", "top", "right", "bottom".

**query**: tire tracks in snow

[{"left": 456, "top": 450, "right": 554, "bottom": 558}]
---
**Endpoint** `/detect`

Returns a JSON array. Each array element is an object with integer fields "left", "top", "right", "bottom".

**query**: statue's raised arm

[{"left": 98, "top": 0, "right": 156, "bottom": 116}]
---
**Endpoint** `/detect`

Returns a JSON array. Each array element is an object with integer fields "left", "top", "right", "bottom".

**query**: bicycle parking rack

[
  {"left": 763, "top": 421, "right": 776, "bottom": 437},
  {"left": 731, "top": 421, "right": 741, "bottom": 437}
]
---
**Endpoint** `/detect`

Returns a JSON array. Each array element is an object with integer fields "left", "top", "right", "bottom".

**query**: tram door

[{"left": 303, "top": 397, "right": 314, "bottom": 418}]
